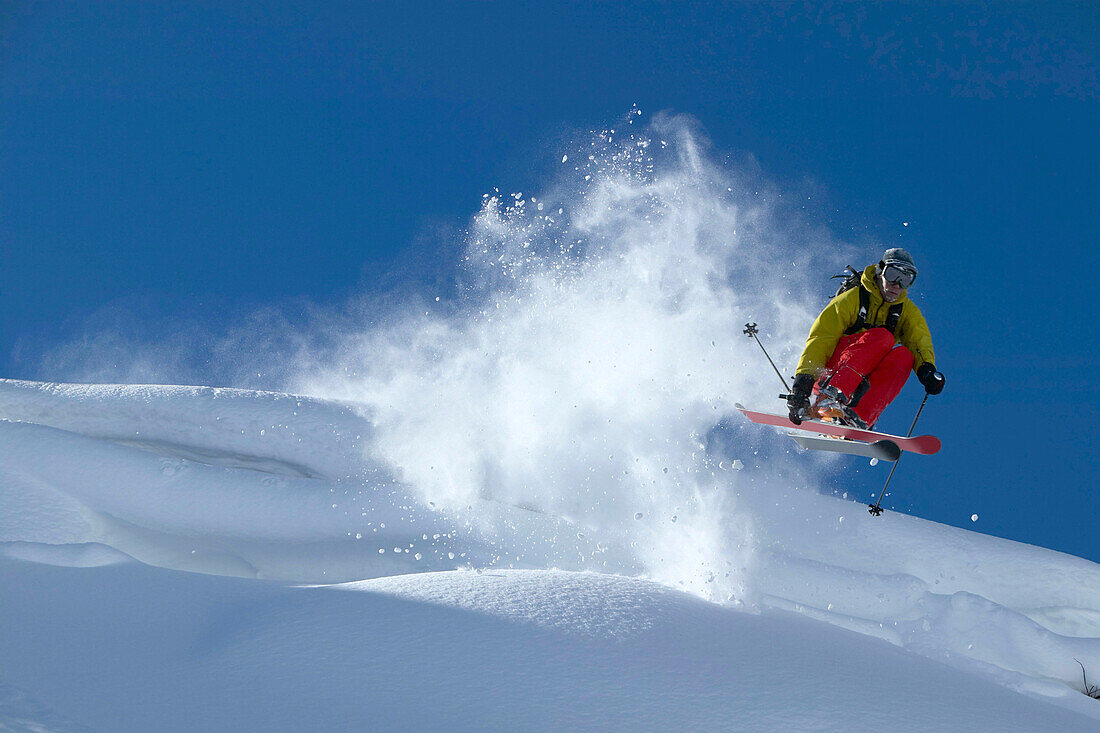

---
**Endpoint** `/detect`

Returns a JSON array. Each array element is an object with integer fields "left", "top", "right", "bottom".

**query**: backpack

[{"left": 830, "top": 265, "right": 863, "bottom": 298}]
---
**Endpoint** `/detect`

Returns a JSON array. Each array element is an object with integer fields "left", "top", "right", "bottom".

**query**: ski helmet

[{"left": 880, "top": 248, "right": 917, "bottom": 275}]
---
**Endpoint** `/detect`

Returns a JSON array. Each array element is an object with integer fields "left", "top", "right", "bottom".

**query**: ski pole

[
  {"left": 743, "top": 323, "right": 791, "bottom": 394},
  {"left": 868, "top": 392, "right": 930, "bottom": 516}
]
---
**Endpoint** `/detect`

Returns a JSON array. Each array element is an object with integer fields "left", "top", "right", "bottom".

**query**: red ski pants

[{"left": 814, "top": 328, "right": 914, "bottom": 427}]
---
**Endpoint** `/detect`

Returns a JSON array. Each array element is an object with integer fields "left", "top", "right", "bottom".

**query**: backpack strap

[
  {"left": 885, "top": 303, "right": 904, "bottom": 335},
  {"left": 843, "top": 286, "right": 905, "bottom": 336},
  {"left": 843, "top": 286, "right": 871, "bottom": 335}
]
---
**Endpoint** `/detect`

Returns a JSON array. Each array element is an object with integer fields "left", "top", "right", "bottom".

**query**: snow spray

[{"left": 296, "top": 112, "right": 854, "bottom": 601}]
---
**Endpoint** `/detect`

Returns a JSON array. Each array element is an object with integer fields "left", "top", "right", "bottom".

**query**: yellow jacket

[{"left": 795, "top": 265, "right": 935, "bottom": 377}]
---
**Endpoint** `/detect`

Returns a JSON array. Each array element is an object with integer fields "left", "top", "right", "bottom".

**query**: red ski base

[{"left": 734, "top": 403, "right": 941, "bottom": 456}]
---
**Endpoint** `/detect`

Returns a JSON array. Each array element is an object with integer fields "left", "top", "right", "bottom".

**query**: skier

[{"left": 785, "top": 248, "right": 945, "bottom": 429}]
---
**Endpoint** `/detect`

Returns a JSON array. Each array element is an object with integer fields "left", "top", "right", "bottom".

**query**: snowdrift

[
  {"left": 4, "top": 561, "right": 1099, "bottom": 732},
  {"left": 2, "top": 379, "right": 1100, "bottom": 730}
]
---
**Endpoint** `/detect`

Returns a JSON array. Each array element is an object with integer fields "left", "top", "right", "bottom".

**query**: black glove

[
  {"left": 916, "top": 362, "right": 945, "bottom": 395},
  {"left": 786, "top": 373, "right": 815, "bottom": 424}
]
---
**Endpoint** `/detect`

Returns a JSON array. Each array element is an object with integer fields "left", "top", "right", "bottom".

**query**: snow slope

[
  {"left": 3, "top": 562, "right": 1098, "bottom": 733},
  {"left": 0, "top": 380, "right": 633, "bottom": 583},
  {"left": 2, "top": 379, "right": 1100, "bottom": 730}
]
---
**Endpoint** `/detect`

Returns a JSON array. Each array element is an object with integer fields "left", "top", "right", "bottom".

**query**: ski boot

[{"left": 812, "top": 386, "right": 869, "bottom": 430}]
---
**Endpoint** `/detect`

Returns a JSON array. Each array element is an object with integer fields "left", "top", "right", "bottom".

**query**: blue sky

[{"left": 2, "top": 3, "right": 1098, "bottom": 560}]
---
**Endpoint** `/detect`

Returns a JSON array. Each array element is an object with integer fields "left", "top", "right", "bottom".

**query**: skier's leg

[
  {"left": 849, "top": 345, "right": 914, "bottom": 427},
  {"left": 818, "top": 328, "right": 896, "bottom": 399},
  {"left": 814, "top": 333, "right": 853, "bottom": 395}
]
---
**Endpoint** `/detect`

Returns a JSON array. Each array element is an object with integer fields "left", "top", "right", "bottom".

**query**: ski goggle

[{"left": 881, "top": 263, "right": 916, "bottom": 289}]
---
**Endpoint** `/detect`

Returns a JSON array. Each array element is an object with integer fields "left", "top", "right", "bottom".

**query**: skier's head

[{"left": 876, "top": 248, "right": 917, "bottom": 302}]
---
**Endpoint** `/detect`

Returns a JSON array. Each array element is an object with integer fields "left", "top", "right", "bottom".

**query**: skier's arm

[
  {"left": 897, "top": 304, "right": 935, "bottom": 372},
  {"left": 795, "top": 289, "right": 859, "bottom": 377}
]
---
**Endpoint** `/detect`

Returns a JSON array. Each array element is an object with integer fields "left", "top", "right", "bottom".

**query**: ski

[
  {"left": 786, "top": 432, "right": 901, "bottom": 462},
  {"left": 734, "top": 403, "right": 941, "bottom": 456}
]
